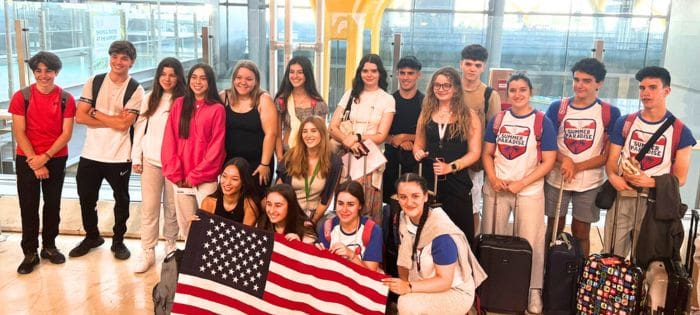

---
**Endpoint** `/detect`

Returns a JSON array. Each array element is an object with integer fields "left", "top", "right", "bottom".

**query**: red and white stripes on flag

[{"left": 172, "top": 210, "right": 388, "bottom": 314}]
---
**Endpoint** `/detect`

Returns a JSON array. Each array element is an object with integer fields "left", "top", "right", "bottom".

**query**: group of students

[{"left": 10, "top": 39, "right": 697, "bottom": 314}]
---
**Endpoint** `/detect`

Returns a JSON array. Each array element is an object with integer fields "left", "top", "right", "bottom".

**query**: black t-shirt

[{"left": 389, "top": 90, "right": 424, "bottom": 135}]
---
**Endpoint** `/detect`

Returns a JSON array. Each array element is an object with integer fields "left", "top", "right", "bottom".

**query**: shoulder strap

[
  {"left": 91, "top": 73, "right": 107, "bottom": 108},
  {"left": 362, "top": 218, "right": 376, "bottom": 247},
  {"left": 483, "top": 86, "right": 493, "bottom": 123},
  {"left": 59, "top": 90, "right": 69, "bottom": 113},
  {"left": 671, "top": 118, "right": 684, "bottom": 163},
  {"left": 636, "top": 115, "right": 676, "bottom": 162},
  {"left": 557, "top": 97, "right": 570, "bottom": 129},
  {"left": 123, "top": 78, "right": 140, "bottom": 107},
  {"left": 343, "top": 95, "right": 354, "bottom": 120},
  {"left": 21, "top": 87, "right": 31, "bottom": 112},
  {"left": 491, "top": 110, "right": 506, "bottom": 138},
  {"left": 534, "top": 111, "right": 545, "bottom": 162},
  {"left": 490, "top": 111, "right": 507, "bottom": 157},
  {"left": 621, "top": 113, "right": 637, "bottom": 139},
  {"left": 598, "top": 100, "right": 612, "bottom": 132}
]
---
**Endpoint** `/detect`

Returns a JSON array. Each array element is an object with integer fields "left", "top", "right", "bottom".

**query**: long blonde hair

[
  {"left": 228, "top": 60, "right": 266, "bottom": 108},
  {"left": 418, "top": 66, "right": 472, "bottom": 141},
  {"left": 283, "top": 116, "right": 332, "bottom": 179}
]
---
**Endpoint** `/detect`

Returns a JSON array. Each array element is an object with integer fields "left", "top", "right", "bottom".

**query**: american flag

[{"left": 172, "top": 210, "right": 388, "bottom": 314}]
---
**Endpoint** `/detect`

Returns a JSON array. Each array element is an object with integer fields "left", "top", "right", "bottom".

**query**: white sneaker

[
  {"left": 133, "top": 249, "right": 155, "bottom": 273},
  {"left": 165, "top": 240, "right": 178, "bottom": 255},
  {"left": 527, "top": 288, "right": 543, "bottom": 314}
]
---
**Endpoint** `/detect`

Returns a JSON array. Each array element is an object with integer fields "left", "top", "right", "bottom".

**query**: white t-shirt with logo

[
  {"left": 80, "top": 73, "right": 144, "bottom": 163},
  {"left": 484, "top": 109, "right": 557, "bottom": 196},
  {"left": 610, "top": 111, "right": 696, "bottom": 177},
  {"left": 545, "top": 99, "right": 621, "bottom": 191}
]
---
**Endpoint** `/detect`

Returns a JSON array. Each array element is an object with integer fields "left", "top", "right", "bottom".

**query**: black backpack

[{"left": 91, "top": 73, "right": 141, "bottom": 141}]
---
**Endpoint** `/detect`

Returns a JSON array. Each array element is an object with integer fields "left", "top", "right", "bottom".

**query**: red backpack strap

[
  {"left": 534, "top": 111, "right": 545, "bottom": 162},
  {"left": 557, "top": 97, "right": 570, "bottom": 129},
  {"left": 598, "top": 100, "right": 612, "bottom": 132},
  {"left": 671, "top": 118, "right": 684, "bottom": 163},
  {"left": 362, "top": 218, "right": 376, "bottom": 247},
  {"left": 621, "top": 112, "right": 638, "bottom": 140},
  {"left": 491, "top": 111, "right": 507, "bottom": 157}
]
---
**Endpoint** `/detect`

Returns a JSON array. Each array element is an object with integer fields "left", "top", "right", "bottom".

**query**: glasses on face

[{"left": 433, "top": 83, "right": 453, "bottom": 91}]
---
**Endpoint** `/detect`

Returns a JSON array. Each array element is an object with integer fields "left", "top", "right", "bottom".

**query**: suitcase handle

[
  {"left": 549, "top": 177, "right": 566, "bottom": 246},
  {"left": 686, "top": 209, "right": 699, "bottom": 274},
  {"left": 490, "top": 188, "right": 520, "bottom": 237}
]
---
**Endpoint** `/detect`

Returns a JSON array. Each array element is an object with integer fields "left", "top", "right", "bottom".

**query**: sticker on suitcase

[{"left": 576, "top": 254, "right": 643, "bottom": 315}]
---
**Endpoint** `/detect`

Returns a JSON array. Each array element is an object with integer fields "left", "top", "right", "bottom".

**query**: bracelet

[
  {"left": 356, "top": 133, "right": 362, "bottom": 142},
  {"left": 260, "top": 162, "right": 270, "bottom": 167},
  {"left": 44, "top": 152, "right": 52, "bottom": 159}
]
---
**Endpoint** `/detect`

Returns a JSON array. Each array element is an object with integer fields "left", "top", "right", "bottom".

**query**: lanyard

[{"left": 304, "top": 161, "right": 321, "bottom": 202}]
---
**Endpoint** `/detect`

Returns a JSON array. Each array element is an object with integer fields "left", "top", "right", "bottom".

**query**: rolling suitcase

[
  {"left": 576, "top": 193, "right": 644, "bottom": 314},
  {"left": 477, "top": 194, "right": 532, "bottom": 313},
  {"left": 543, "top": 179, "right": 585, "bottom": 314},
  {"left": 642, "top": 209, "right": 697, "bottom": 314}
]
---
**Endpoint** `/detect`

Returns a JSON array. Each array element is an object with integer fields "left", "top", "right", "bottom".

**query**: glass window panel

[
  {"left": 505, "top": 0, "right": 571, "bottom": 14},
  {"left": 455, "top": 0, "right": 488, "bottom": 11},
  {"left": 415, "top": 0, "right": 452, "bottom": 10},
  {"left": 387, "top": 0, "right": 412, "bottom": 10},
  {"left": 500, "top": 14, "right": 570, "bottom": 72}
]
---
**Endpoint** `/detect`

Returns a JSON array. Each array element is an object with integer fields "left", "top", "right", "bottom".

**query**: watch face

[{"left": 451, "top": 163, "right": 457, "bottom": 170}]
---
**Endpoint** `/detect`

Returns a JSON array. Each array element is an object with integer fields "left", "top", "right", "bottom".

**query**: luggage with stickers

[
  {"left": 575, "top": 194, "right": 644, "bottom": 314},
  {"left": 543, "top": 179, "right": 585, "bottom": 314}
]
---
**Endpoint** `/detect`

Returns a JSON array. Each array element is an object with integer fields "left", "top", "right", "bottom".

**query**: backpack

[
  {"left": 152, "top": 249, "right": 183, "bottom": 315},
  {"left": 21, "top": 86, "right": 70, "bottom": 114},
  {"left": 91, "top": 73, "right": 141, "bottom": 141},
  {"left": 483, "top": 86, "right": 494, "bottom": 125},
  {"left": 492, "top": 110, "right": 545, "bottom": 161},
  {"left": 620, "top": 112, "right": 684, "bottom": 163},
  {"left": 322, "top": 215, "right": 376, "bottom": 249}
]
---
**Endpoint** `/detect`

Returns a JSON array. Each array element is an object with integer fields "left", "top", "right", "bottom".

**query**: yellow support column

[{"left": 310, "top": 0, "right": 390, "bottom": 100}]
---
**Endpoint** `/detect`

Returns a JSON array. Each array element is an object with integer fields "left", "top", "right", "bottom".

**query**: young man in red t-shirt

[{"left": 10, "top": 51, "right": 76, "bottom": 274}]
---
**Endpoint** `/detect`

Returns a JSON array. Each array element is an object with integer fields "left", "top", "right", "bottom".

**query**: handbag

[
  {"left": 594, "top": 114, "right": 676, "bottom": 209},
  {"left": 331, "top": 96, "right": 355, "bottom": 153}
]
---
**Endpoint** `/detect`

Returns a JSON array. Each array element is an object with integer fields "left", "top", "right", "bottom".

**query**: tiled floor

[
  {"left": 0, "top": 227, "right": 605, "bottom": 315},
  {"left": 0, "top": 233, "right": 173, "bottom": 315}
]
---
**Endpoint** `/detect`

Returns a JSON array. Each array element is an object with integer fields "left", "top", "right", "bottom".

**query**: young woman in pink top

[{"left": 162, "top": 63, "right": 226, "bottom": 240}]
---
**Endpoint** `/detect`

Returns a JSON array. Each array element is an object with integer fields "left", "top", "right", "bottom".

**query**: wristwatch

[{"left": 450, "top": 162, "right": 458, "bottom": 173}]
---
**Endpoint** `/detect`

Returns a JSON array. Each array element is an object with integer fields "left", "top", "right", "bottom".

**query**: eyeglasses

[{"left": 433, "top": 83, "right": 453, "bottom": 91}]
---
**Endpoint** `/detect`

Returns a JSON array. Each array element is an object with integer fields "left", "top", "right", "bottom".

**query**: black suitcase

[
  {"left": 543, "top": 180, "right": 585, "bottom": 314},
  {"left": 477, "top": 195, "right": 532, "bottom": 313}
]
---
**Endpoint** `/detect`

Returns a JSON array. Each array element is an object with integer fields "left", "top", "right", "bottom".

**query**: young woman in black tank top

[
  {"left": 413, "top": 67, "right": 482, "bottom": 246},
  {"left": 219, "top": 60, "right": 278, "bottom": 194},
  {"left": 198, "top": 158, "right": 260, "bottom": 225}
]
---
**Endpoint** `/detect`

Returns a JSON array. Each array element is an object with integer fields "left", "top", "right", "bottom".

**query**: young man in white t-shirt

[
  {"left": 544, "top": 58, "right": 620, "bottom": 256},
  {"left": 604, "top": 66, "right": 695, "bottom": 257},
  {"left": 460, "top": 44, "right": 501, "bottom": 235},
  {"left": 70, "top": 41, "right": 145, "bottom": 260}
]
